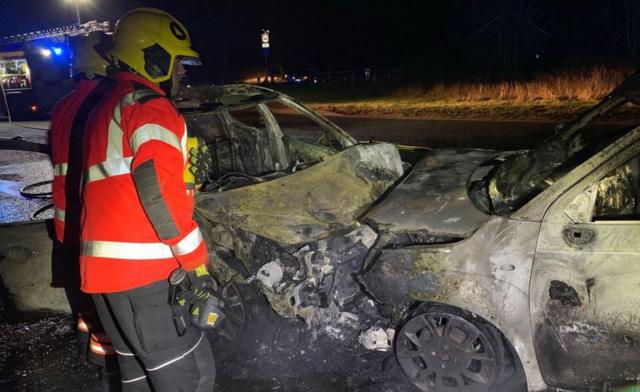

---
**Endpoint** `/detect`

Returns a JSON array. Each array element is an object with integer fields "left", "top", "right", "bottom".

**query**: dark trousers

[
  {"left": 51, "top": 239, "right": 93, "bottom": 317},
  {"left": 92, "top": 280, "right": 216, "bottom": 392}
]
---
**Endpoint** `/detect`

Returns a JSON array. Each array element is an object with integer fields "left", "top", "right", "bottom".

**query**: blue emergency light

[{"left": 51, "top": 47, "right": 63, "bottom": 56}]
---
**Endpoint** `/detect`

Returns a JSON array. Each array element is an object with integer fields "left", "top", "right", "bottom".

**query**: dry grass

[
  {"left": 310, "top": 100, "right": 602, "bottom": 121},
  {"left": 302, "top": 67, "right": 640, "bottom": 120},
  {"left": 393, "top": 66, "right": 632, "bottom": 103}
]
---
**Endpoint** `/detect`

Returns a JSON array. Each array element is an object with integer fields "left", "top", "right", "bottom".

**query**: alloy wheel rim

[{"left": 396, "top": 312, "right": 497, "bottom": 392}]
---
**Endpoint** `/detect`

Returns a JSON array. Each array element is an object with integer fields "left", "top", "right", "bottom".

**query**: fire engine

[{"left": 0, "top": 20, "right": 110, "bottom": 120}]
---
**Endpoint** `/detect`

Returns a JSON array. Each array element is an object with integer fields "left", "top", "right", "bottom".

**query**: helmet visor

[{"left": 178, "top": 55, "right": 202, "bottom": 66}]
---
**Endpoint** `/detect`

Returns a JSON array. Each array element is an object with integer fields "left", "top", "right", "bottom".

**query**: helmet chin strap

[
  {"left": 114, "top": 59, "right": 172, "bottom": 97},
  {"left": 159, "top": 79, "right": 173, "bottom": 97}
]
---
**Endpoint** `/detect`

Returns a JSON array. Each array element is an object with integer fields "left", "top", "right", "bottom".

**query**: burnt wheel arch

[{"left": 394, "top": 302, "right": 527, "bottom": 392}]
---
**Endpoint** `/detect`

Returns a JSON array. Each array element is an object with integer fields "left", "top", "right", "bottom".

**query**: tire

[{"left": 394, "top": 303, "right": 526, "bottom": 392}]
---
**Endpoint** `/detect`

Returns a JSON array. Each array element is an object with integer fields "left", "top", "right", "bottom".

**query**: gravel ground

[
  {"left": 0, "top": 313, "right": 101, "bottom": 392},
  {"left": 0, "top": 311, "right": 414, "bottom": 392}
]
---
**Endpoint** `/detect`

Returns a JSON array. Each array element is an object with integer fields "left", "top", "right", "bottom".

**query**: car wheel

[
  {"left": 395, "top": 304, "right": 524, "bottom": 392},
  {"left": 216, "top": 281, "right": 284, "bottom": 343},
  {"left": 217, "top": 282, "right": 249, "bottom": 340}
]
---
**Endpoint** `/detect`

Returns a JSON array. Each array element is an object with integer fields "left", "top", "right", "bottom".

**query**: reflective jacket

[
  {"left": 50, "top": 79, "right": 99, "bottom": 243},
  {"left": 80, "top": 72, "right": 207, "bottom": 293}
]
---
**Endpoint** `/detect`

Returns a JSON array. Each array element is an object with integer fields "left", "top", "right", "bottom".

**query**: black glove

[
  {"left": 169, "top": 265, "right": 225, "bottom": 332},
  {"left": 186, "top": 265, "right": 226, "bottom": 330}
]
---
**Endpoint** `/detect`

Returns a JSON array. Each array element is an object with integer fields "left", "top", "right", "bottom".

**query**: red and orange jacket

[
  {"left": 50, "top": 79, "right": 100, "bottom": 244},
  {"left": 80, "top": 72, "right": 207, "bottom": 293}
]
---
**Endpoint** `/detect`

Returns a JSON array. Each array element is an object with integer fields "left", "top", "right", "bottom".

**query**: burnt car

[
  {"left": 3, "top": 73, "right": 640, "bottom": 391},
  {"left": 175, "top": 74, "right": 640, "bottom": 392}
]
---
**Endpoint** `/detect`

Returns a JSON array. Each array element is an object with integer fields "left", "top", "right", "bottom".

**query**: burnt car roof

[{"left": 177, "top": 84, "right": 292, "bottom": 111}]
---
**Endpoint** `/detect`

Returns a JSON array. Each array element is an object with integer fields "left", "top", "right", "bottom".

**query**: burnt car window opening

[
  {"left": 267, "top": 101, "right": 327, "bottom": 143},
  {"left": 181, "top": 85, "right": 360, "bottom": 193},
  {"left": 266, "top": 101, "right": 339, "bottom": 166},
  {"left": 593, "top": 156, "right": 640, "bottom": 220},
  {"left": 482, "top": 127, "right": 633, "bottom": 215},
  {"left": 182, "top": 90, "right": 358, "bottom": 193}
]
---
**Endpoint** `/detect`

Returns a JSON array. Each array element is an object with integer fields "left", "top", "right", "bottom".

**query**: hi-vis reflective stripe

[
  {"left": 91, "top": 331, "right": 112, "bottom": 343},
  {"left": 171, "top": 227, "right": 203, "bottom": 256},
  {"left": 130, "top": 124, "right": 182, "bottom": 154},
  {"left": 53, "top": 163, "right": 68, "bottom": 176},
  {"left": 84, "top": 89, "right": 159, "bottom": 184},
  {"left": 90, "top": 339, "right": 115, "bottom": 355},
  {"left": 115, "top": 90, "right": 159, "bottom": 123},
  {"left": 90, "top": 340, "right": 111, "bottom": 355},
  {"left": 122, "top": 375, "right": 147, "bottom": 384},
  {"left": 77, "top": 316, "right": 89, "bottom": 333},
  {"left": 82, "top": 240, "right": 174, "bottom": 260},
  {"left": 85, "top": 157, "right": 133, "bottom": 183},
  {"left": 54, "top": 207, "right": 65, "bottom": 222},
  {"left": 146, "top": 332, "right": 204, "bottom": 372},
  {"left": 82, "top": 227, "right": 203, "bottom": 260},
  {"left": 181, "top": 123, "right": 188, "bottom": 163}
]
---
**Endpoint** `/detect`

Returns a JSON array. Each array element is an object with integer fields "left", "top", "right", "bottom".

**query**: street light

[{"left": 65, "top": 0, "right": 88, "bottom": 25}]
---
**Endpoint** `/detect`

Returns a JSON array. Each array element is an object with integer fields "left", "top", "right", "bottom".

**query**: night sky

[{"left": 1, "top": 0, "right": 639, "bottom": 83}]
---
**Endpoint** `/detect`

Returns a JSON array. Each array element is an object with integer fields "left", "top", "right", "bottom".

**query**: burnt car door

[{"left": 530, "top": 139, "right": 640, "bottom": 388}]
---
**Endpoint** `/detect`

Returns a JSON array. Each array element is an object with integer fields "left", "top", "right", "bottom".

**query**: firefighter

[
  {"left": 80, "top": 8, "right": 216, "bottom": 391},
  {"left": 49, "top": 31, "right": 119, "bottom": 390}
]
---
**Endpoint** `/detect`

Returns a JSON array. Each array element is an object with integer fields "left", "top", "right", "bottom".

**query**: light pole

[{"left": 66, "top": 0, "right": 83, "bottom": 25}]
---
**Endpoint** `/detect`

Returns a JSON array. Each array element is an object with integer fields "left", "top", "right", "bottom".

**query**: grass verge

[{"left": 277, "top": 67, "right": 640, "bottom": 121}]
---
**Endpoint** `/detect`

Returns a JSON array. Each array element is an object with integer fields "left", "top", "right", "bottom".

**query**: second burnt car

[{"left": 3, "top": 74, "right": 640, "bottom": 391}]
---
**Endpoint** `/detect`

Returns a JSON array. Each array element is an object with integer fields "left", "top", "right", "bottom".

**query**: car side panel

[
  {"left": 362, "top": 217, "right": 547, "bottom": 391},
  {"left": 532, "top": 183, "right": 640, "bottom": 388}
]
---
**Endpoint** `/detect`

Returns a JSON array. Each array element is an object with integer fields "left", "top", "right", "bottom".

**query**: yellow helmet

[
  {"left": 70, "top": 32, "right": 111, "bottom": 79},
  {"left": 109, "top": 8, "right": 201, "bottom": 84}
]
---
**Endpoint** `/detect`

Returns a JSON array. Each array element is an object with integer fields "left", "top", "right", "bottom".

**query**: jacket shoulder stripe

[{"left": 130, "top": 124, "right": 182, "bottom": 154}]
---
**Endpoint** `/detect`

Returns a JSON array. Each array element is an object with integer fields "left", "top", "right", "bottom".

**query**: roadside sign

[{"left": 261, "top": 29, "right": 270, "bottom": 82}]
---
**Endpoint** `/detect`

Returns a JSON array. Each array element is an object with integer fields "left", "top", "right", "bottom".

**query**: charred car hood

[
  {"left": 195, "top": 142, "right": 403, "bottom": 245},
  {"left": 364, "top": 149, "right": 495, "bottom": 238}
]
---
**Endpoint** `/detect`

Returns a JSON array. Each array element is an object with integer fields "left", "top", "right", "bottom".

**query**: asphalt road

[
  {"left": 324, "top": 114, "right": 559, "bottom": 149},
  {"left": 267, "top": 110, "right": 631, "bottom": 149}
]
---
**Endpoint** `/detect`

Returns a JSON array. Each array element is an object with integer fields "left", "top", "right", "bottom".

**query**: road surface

[{"left": 325, "top": 113, "right": 560, "bottom": 149}]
